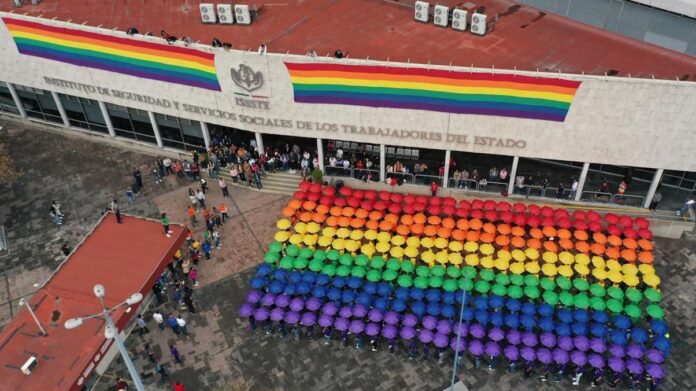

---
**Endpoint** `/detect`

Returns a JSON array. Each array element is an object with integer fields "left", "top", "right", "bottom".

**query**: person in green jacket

[{"left": 161, "top": 213, "right": 173, "bottom": 237}]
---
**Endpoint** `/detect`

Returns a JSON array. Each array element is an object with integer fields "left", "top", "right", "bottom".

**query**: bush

[{"left": 311, "top": 168, "right": 323, "bottom": 182}]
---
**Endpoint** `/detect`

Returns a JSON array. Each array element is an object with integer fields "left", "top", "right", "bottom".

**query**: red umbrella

[
  {"left": 527, "top": 204, "right": 541, "bottom": 215},
  {"left": 585, "top": 210, "right": 600, "bottom": 222},
  {"left": 427, "top": 205, "right": 441, "bottom": 216},
  {"left": 573, "top": 210, "right": 586, "bottom": 221},
  {"left": 484, "top": 210, "right": 498, "bottom": 223},
  {"left": 373, "top": 200, "right": 387, "bottom": 211},
  {"left": 339, "top": 186, "right": 353, "bottom": 197},
  {"left": 557, "top": 218, "right": 571, "bottom": 229},
  {"left": 388, "top": 203, "right": 402, "bottom": 214},
  {"left": 360, "top": 200, "right": 374, "bottom": 211},
  {"left": 484, "top": 200, "right": 497, "bottom": 210},
  {"left": 588, "top": 221, "right": 603, "bottom": 233},
  {"left": 293, "top": 191, "right": 307, "bottom": 200},
  {"left": 390, "top": 193, "right": 403, "bottom": 204},
  {"left": 541, "top": 216, "right": 555, "bottom": 227},
  {"left": 619, "top": 215, "right": 633, "bottom": 228},
  {"left": 443, "top": 197, "right": 456, "bottom": 206},
  {"left": 404, "top": 194, "right": 416, "bottom": 204},
  {"left": 637, "top": 228, "right": 652, "bottom": 240},
  {"left": 334, "top": 198, "right": 347, "bottom": 207},
  {"left": 498, "top": 201, "right": 512, "bottom": 212},
  {"left": 378, "top": 190, "right": 391, "bottom": 201},
  {"left": 574, "top": 220, "right": 588, "bottom": 231},
  {"left": 554, "top": 208, "right": 569, "bottom": 220},
  {"left": 322, "top": 187, "right": 336, "bottom": 196},
  {"left": 416, "top": 195, "right": 428, "bottom": 205},
  {"left": 347, "top": 197, "right": 360, "bottom": 208},
  {"left": 540, "top": 206, "right": 554, "bottom": 217},
  {"left": 299, "top": 181, "right": 312, "bottom": 191},
  {"left": 623, "top": 228, "right": 638, "bottom": 239},
  {"left": 635, "top": 217, "right": 649, "bottom": 229},
  {"left": 352, "top": 189, "right": 364, "bottom": 200},
  {"left": 364, "top": 190, "right": 377, "bottom": 200},
  {"left": 319, "top": 196, "right": 334, "bottom": 205},
  {"left": 403, "top": 204, "right": 415, "bottom": 215},
  {"left": 429, "top": 196, "right": 442, "bottom": 206},
  {"left": 605, "top": 213, "right": 619, "bottom": 224},
  {"left": 442, "top": 205, "right": 455, "bottom": 216},
  {"left": 607, "top": 225, "right": 622, "bottom": 236},
  {"left": 306, "top": 192, "right": 320, "bottom": 201},
  {"left": 472, "top": 199, "right": 484, "bottom": 210},
  {"left": 458, "top": 199, "right": 472, "bottom": 209},
  {"left": 413, "top": 202, "right": 426, "bottom": 212},
  {"left": 455, "top": 207, "right": 469, "bottom": 218},
  {"left": 309, "top": 182, "right": 322, "bottom": 193},
  {"left": 513, "top": 203, "right": 527, "bottom": 213},
  {"left": 470, "top": 209, "right": 484, "bottom": 220},
  {"left": 527, "top": 215, "right": 541, "bottom": 228},
  {"left": 513, "top": 214, "right": 527, "bottom": 227},
  {"left": 500, "top": 211, "right": 514, "bottom": 224}
]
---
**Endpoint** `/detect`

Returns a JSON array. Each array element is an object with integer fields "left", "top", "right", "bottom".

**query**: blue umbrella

[
  {"left": 538, "top": 316, "right": 555, "bottom": 332},
  {"left": 426, "top": 289, "right": 442, "bottom": 303},
  {"left": 505, "top": 313, "right": 520, "bottom": 329},
  {"left": 613, "top": 315, "right": 631, "bottom": 330},
  {"left": 522, "top": 302, "right": 536, "bottom": 315},
  {"left": 475, "top": 310, "right": 489, "bottom": 325},
  {"left": 297, "top": 282, "right": 311, "bottom": 295},
  {"left": 301, "top": 272, "right": 316, "bottom": 284},
  {"left": 341, "top": 290, "right": 355, "bottom": 303},
  {"left": 630, "top": 328, "right": 648, "bottom": 344},
  {"left": 327, "top": 288, "right": 342, "bottom": 301},
  {"left": 289, "top": 271, "right": 302, "bottom": 283},
  {"left": 426, "top": 302, "right": 441, "bottom": 316},
  {"left": 412, "top": 301, "right": 426, "bottom": 316},
  {"left": 374, "top": 298, "right": 388, "bottom": 311},
  {"left": 441, "top": 304, "right": 456, "bottom": 319},
  {"left": 649, "top": 319, "right": 668, "bottom": 335},
  {"left": 490, "top": 312, "right": 504, "bottom": 327},
  {"left": 538, "top": 303, "right": 553, "bottom": 317},
  {"left": 410, "top": 288, "right": 425, "bottom": 300},
  {"left": 489, "top": 295, "right": 505, "bottom": 310},
  {"left": 590, "top": 322, "right": 607, "bottom": 338},
  {"left": 572, "top": 322, "right": 588, "bottom": 336},
  {"left": 312, "top": 286, "right": 327, "bottom": 298},
  {"left": 269, "top": 280, "right": 285, "bottom": 294},
  {"left": 556, "top": 323, "right": 572, "bottom": 337},
  {"left": 391, "top": 299, "right": 407, "bottom": 312},
  {"left": 558, "top": 308, "right": 573, "bottom": 323},
  {"left": 474, "top": 296, "right": 488, "bottom": 310},
  {"left": 442, "top": 292, "right": 455, "bottom": 304},
  {"left": 316, "top": 273, "right": 330, "bottom": 285},
  {"left": 395, "top": 287, "right": 409, "bottom": 300},
  {"left": 591, "top": 310, "right": 609, "bottom": 324},
  {"left": 250, "top": 276, "right": 266, "bottom": 289},
  {"left": 273, "top": 268, "right": 288, "bottom": 281},
  {"left": 611, "top": 330, "right": 627, "bottom": 346},
  {"left": 462, "top": 308, "right": 474, "bottom": 322},
  {"left": 347, "top": 276, "right": 362, "bottom": 289},
  {"left": 377, "top": 283, "right": 391, "bottom": 297},
  {"left": 356, "top": 293, "right": 372, "bottom": 308},
  {"left": 574, "top": 309, "right": 589, "bottom": 323},
  {"left": 520, "top": 314, "right": 536, "bottom": 330},
  {"left": 364, "top": 281, "right": 378, "bottom": 295},
  {"left": 653, "top": 335, "right": 671, "bottom": 354},
  {"left": 332, "top": 277, "right": 346, "bottom": 288},
  {"left": 506, "top": 298, "right": 521, "bottom": 312}
]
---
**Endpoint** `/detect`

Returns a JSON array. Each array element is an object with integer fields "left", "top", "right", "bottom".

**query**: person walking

[
  {"left": 200, "top": 178, "right": 208, "bottom": 194},
  {"left": 169, "top": 344, "right": 182, "bottom": 364},
  {"left": 136, "top": 314, "right": 149, "bottom": 336},
  {"left": 161, "top": 213, "right": 173, "bottom": 237},
  {"left": 183, "top": 294, "right": 196, "bottom": 313},
  {"left": 176, "top": 315, "right": 188, "bottom": 335},
  {"left": 111, "top": 199, "right": 122, "bottom": 224},
  {"left": 187, "top": 206, "right": 196, "bottom": 226},
  {"left": 556, "top": 183, "right": 565, "bottom": 201},
  {"left": 648, "top": 187, "right": 662, "bottom": 211},
  {"left": 49, "top": 201, "right": 64, "bottom": 225},
  {"left": 133, "top": 168, "right": 143, "bottom": 192},
  {"left": 163, "top": 157, "right": 173, "bottom": 176},
  {"left": 146, "top": 343, "right": 157, "bottom": 364},
  {"left": 189, "top": 267, "right": 198, "bottom": 286},
  {"left": 116, "top": 377, "right": 128, "bottom": 391},
  {"left": 196, "top": 189, "right": 206, "bottom": 209},
  {"left": 156, "top": 363, "right": 168, "bottom": 380},
  {"left": 430, "top": 181, "right": 439, "bottom": 196},
  {"left": 126, "top": 187, "right": 134, "bottom": 204},
  {"left": 167, "top": 314, "right": 180, "bottom": 334},
  {"left": 153, "top": 310, "right": 165, "bottom": 331},
  {"left": 219, "top": 178, "right": 229, "bottom": 197}
]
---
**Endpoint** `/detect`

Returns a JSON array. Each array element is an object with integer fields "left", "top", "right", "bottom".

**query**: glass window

[
  {"left": 450, "top": 151, "right": 514, "bottom": 194},
  {"left": 585, "top": 164, "right": 654, "bottom": 207},
  {"left": 59, "top": 94, "right": 88, "bottom": 129},
  {"left": 181, "top": 120, "right": 205, "bottom": 150},
  {"left": 322, "top": 139, "right": 380, "bottom": 180},
  {"left": 516, "top": 158, "right": 583, "bottom": 200},
  {"left": 128, "top": 108, "right": 156, "bottom": 144},
  {"left": 385, "top": 145, "right": 444, "bottom": 186},
  {"left": 15, "top": 85, "right": 62, "bottom": 124},
  {"left": 0, "top": 84, "right": 20, "bottom": 115},
  {"left": 106, "top": 104, "right": 156, "bottom": 145}
]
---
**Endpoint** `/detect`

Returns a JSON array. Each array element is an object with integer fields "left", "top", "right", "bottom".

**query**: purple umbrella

[
  {"left": 270, "top": 307, "right": 285, "bottom": 321},
  {"left": 521, "top": 346, "right": 536, "bottom": 361},
  {"left": 275, "top": 294, "right": 291, "bottom": 308},
  {"left": 574, "top": 336, "right": 590, "bottom": 352},
  {"left": 646, "top": 349, "right": 664, "bottom": 364},
  {"left": 352, "top": 304, "right": 368, "bottom": 318},
  {"left": 290, "top": 298, "right": 305, "bottom": 312},
  {"left": 239, "top": 303, "right": 255, "bottom": 317},
  {"left": 322, "top": 302, "right": 338, "bottom": 315},
  {"left": 349, "top": 319, "right": 365, "bottom": 334},
  {"left": 590, "top": 338, "right": 606, "bottom": 353},
  {"left": 646, "top": 363, "right": 665, "bottom": 379},
  {"left": 400, "top": 326, "right": 416, "bottom": 340},
  {"left": 522, "top": 331, "right": 538, "bottom": 347},
  {"left": 488, "top": 327, "right": 504, "bottom": 342},
  {"left": 384, "top": 311, "right": 400, "bottom": 325},
  {"left": 437, "top": 320, "right": 452, "bottom": 335},
  {"left": 403, "top": 313, "right": 418, "bottom": 327},
  {"left": 571, "top": 350, "right": 587, "bottom": 366},
  {"left": 433, "top": 332, "right": 449, "bottom": 348},
  {"left": 382, "top": 324, "right": 398, "bottom": 339},
  {"left": 246, "top": 290, "right": 263, "bottom": 303},
  {"left": 558, "top": 336, "right": 574, "bottom": 351},
  {"left": 609, "top": 344, "right": 625, "bottom": 358},
  {"left": 506, "top": 329, "right": 522, "bottom": 345},
  {"left": 626, "top": 358, "right": 643, "bottom": 375},
  {"left": 451, "top": 336, "right": 467, "bottom": 352},
  {"left": 365, "top": 322, "right": 381, "bottom": 336},
  {"left": 334, "top": 316, "right": 349, "bottom": 331},
  {"left": 301, "top": 312, "right": 316, "bottom": 326},
  {"left": 588, "top": 353, "right": 605, "bottom": 369},
  {"left": 418, "top": 329, "right": 434, "bottom": 343},
  {"left": 285, "top": 311, "right": 300, "bottom": 324},
  {"left": 608, "top": 357, "right": 625, "bottom": 372},
  {"left": 470, "top": 323, "right": 485, "bottom": 339},
  {"left": 553, "top": 348, "right": 569, "bottom": 364},
  {"left": 422, "top": 315, "right": 438, "bottom": 330},
  {"left": 469, "top": 339, "right": 485, "bottom": 356},
  {"left": 318, "top": 314, "right": 334, "bottom": 327},
  {"left": 261, "top": 293, "right": 276, "bottom": 306},
  {"left": 306, "top": 297, "right": 322, "bottom": 311},
  {"left": 339, "top": 306, "right": 353, "bottom": 318},
  {"left": 626, "top": 344, "right": 643, "bottom": 359},
  {"left": 253, "top": 307, "right": 269, "bottom": 321},
  {"left": 485, "top": 341, "right": 501, "bottom": 357},
  {"left": 536, "top": 347, "right": 552, "bottom": 364},
  {"left": 540, "top": 332, "right": 557, "bottom": 348},
  {"left": 453, "top": 322, "right": 468, "bottom": 337},
  {"left": 504, "top": 345, "right": 520, "bottom": 361},
  {"left": 368, "top": 309, "right": 383, "bottom": 323}
]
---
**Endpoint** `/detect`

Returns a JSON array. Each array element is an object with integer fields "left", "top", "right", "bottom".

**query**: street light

[
  {"left": 19, "top": 297, "right": 46, "bottom": 336},
  {"left": 64, "top": 284, "right": 145, "bottom": 391}
]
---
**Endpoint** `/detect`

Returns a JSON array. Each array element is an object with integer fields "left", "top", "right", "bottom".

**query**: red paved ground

[
  {"left": 0, "top": 213, "right": 187, "bottom": 391},
  {"left": 2, "top": 0, "right": 695, "bottom": 80}
]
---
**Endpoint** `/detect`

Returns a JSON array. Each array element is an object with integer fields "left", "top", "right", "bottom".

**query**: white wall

[
  {"left": 631, "top": 0, "right": 696, "bottom": 17},
  {"left": 1, "top": 13, "right": 695, "bottom": 171}
]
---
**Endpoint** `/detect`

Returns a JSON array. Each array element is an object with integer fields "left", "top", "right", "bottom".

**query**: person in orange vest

[
  {"left": 430, "top": 181, "right": 439, "bottom": 196},
  {"left": 187, "top": 206, "right": 196, "bottom": 226},
  {"left": 219, "top": 204, "right": 228, "bottom": 223}
]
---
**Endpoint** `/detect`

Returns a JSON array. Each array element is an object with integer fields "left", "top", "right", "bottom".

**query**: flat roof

[
  {"left": 0, "top": 213, "right": 187, "bottom": 391},
  {"left": 1, "top": 0, "right": 695, "bottom": 81}
]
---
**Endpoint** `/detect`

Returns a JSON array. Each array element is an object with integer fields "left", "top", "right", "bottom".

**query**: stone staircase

[{"left": 218, "top": 170, "right": 302, "bottom": 195}]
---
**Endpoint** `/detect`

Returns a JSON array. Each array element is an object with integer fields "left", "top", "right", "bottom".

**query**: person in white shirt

[
  {"left": 329, "top": 156, "right": 337, "bottom": 166},
  {"left": 342, "top": 159, "right": 350, "bottom": 169},
  {"left": 176, "top": 315, "right": 188, "bottom": 335},
  {"left": 258, "top": 44, "right": 267, "bottom": 55},
  {"left": 570, "top": 177, "right": 579, "bottom": 199},
  {"left": 336, "top": 148, "right": 343, "bottom": 159},
  {"left": 153, "top": 311, "right": 164, "bottom": 331},
  {"left": 163, "top": 158, "right": 172, "bottom": 175}
]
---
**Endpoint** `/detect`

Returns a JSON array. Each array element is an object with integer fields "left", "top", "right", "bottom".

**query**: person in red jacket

[
  {"left": 430, "top": 181, "right": 439, "bottom": 196},
  {"left": 173, "top": 381, "right": 185, "bottom": 391}
]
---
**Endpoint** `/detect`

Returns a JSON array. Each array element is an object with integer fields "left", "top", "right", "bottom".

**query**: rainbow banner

[
  {"left": 285, "top": 63, "right": 581, "bottom": 122},
  {"left": 2, "top": 17, "right": 220, "bottom": 91}
]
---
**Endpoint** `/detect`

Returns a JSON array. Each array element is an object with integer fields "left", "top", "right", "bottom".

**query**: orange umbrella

[
  {"left": 396, "top": 225, "right": 411, "bottom": 236},
  {"left": 530, "top": 228, "right": 544, "bottom": 239},
  {"left": 542, "top": 226, "right": 557, "bottom": 238},
  {"left": 638, "top": 239, "right": 653, "bottom": 251},
  {"left": 511, "top": 226, "right": 526, "bottom": 237},
  {"left": 607, "top": 235, "right": 622, "bottom": 247},
  {"left": 590, "top": 242, "right": 605, "bottom": 256},
  {"left": 497, "top": 224, "right": 511, "bottom": 235},
  {"left": 622, "top": 238, "right": 637, "bottom": 250},
  {"left": 575, "top": 241, "right": 590, "bottom": 253},
  {"left": 410, "top": 224, "right": 424, "bottom": 235},
  {"left": 469, "top": 219, "right": 483, "bottom": 231},
  {"left": 637, "top": 251, "right": 654, "bottom": 264},
  {"left": 338, "top": 216, "right": 351, "bottom": 227},
  {"left": 511, "top": 236, "right": 526, "bottom": 248},
  {"left": 350, "top": 218, "right": 366, "bottom": 229},
  {"left": 526, "top": 238, "right": 542, "bottom": 249},
  {"left": 316, "top": 204, "right": 330, "bottom": 214},
  {"left": 573, "top": 230, "right": 589, "bottom": 241},
  {"left": 621, "top": 249, "right": 637, "bottom": 262},
  {"left": 557, "top": 229, "right": 571, "bottom": 240},
  {"left": 437, "top": 227, "right": 452, "bottom": 239},
  {"left": 466, "top": 230, "right": 481, "bottom": 242},
  {"left": 495, "top": 235, "right": 510, "bottom": 247},
  {"left": 302, "top": 200, "right": 317, "bottom": 211},
  {"left": 330, "top": 206, "right": 343, "bottom": 217},
  {"left": 282, "top": 207, "right": 296, "bottom": 217},
  {"left": 326, "top": 216, "right": 339, "bottom": 227},
  {"left": 559, "top": 238, "right": 574, "bottom": 250},
  {"left": 400, "top": 214, "right": 414, "bottom": 225},
  {"left": 312, "top": 213, "right": 327, "bottom": 223},
  {"left": 413, "top": 213, "right": 427, "bottom": 225},
  {"left": 379, "top": 220, "right": 394, "bottom": 231},
  {"left": 427, "top": 215, "right": 442, "bottom": 225},
  {"left": 442, "top": 218, "right": 456, "bottom": 229},
  {"left": 456, "top": 219, "right": 469, "bottom": 230},
  {"left": 355, "top": 208, "right": 369, "bottom": 219},
  {"left": 288, "top": 199, "right": 302, "bottom": 209},
  {"left": 369, "top": 211, "right": 383, "bottom": 221},
  {"left": 300, "top": 212, "right": 313, "bottom": 222},
  {"left": 451, "top": 229, "right": 466, "bottom": 241},
  {"left": 385, "top": 213, "right": 399, "bottom": 224},
  {"left": 605, "top": 246, "right": 620, "bottom": 260},
  {"left": 483, "top": 223, "right": 496, "bottom": 234},
  {"left": 366, "top": 220, "right": 379, "bottom": 230},
  {"left": 424, "top": 225, "right": 438, "bottom": 237},
  {"left": 480, "top": 232, "right": 495, "bottom": 243},
  {"left": 592, "top": 232, "right": 607, "bottom": 244},
  {"left": 543, "top": 241, "right": 558, "bottom": 253}
]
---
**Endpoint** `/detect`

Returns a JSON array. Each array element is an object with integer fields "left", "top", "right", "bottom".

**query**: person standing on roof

[{"left": 161, "top": 213, "right": 172, "bottom": 237}]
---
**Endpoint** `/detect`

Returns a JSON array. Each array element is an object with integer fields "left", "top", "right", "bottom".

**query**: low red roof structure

[{"left": 0, "top": 213, "right": 187, "bottom": 391}]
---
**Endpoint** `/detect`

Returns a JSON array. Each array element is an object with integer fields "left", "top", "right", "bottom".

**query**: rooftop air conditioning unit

[
  {"left": 200, "top": 3, "right": 216, "bottom": 24},
  {"left": 470, "top": 12, "right": 487, "bottom": 36},
  {"left": 21, "top": 357, "right": 38, "bottom": 375},
  {"left": 234, "top": 4, "right": 251, "bottom": 25},
  {"left": 217, "top": 4, "right": 234, "bottom": 24},
  {"left": 414, "top": 1, "right": 429, "bottom": 22},
  {"left": 451, "top": 9, "right": 467, "bottom": 31},
  {"left": 433, "top": 5, "right": 449, "bottom": 27}
]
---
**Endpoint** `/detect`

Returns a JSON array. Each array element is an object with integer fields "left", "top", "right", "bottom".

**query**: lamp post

[
  {"left": 64, "top": 284, "right": 145, "bottom": 391},
  {"left": 19, "top": 297, "right": 46, "bottom": 336}
]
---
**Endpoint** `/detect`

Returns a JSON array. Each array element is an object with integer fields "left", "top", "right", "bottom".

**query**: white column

[
  {"left": 6, "top": 83, "right": 26, "bottom": 117},
  {"left": 379, "top": 144, "right": 386, "bottom": 183},
  {"left": 507, "top": 156, "right": 519, "bottom": 195},
  {"left": 443, "top": 150, "right": 451, "bottom": 189},
  {"left": 255, "top": 132, "right": 264, "bottom": 155},
  {"left": 574, "top": 162, "right": 590, "bottom": 201},
  {"left": 147, "top": 111, "right": 163, "bottom": 147},
  {"left": 50, "top": 91, "right": 71, "bottom": 127},
  {"left": 200, "top": 121, "right": 211, "bottom": 149},
  {"left": 98, "top": 100, "right": 116, "bottom": 137},
  {"left": 643, "top": 168, "right": 664, "bottom": 208},
  {"left": 316, "top": 138, "right": 325, "bottom": 172}
]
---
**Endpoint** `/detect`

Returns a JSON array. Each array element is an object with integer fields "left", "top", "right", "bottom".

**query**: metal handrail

[
  {"left": 325, "top": 165, "right": 354, "bottom": 178},
  {"left": 415, "top": 174, "right": 444, "bottom": 186},
  {"left": 580, "top": 191, "right": 613, "bottom": 203},
  {"left": 385, "top": 172, "right": 414, "bottom": 184},
  {"left": 611, "top": 194, "right": 646, "bottom": 206},
  {"left": 448, "top": 178, "right": 479, "bottom": 190}
]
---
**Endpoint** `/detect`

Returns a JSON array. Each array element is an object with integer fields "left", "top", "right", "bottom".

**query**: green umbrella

[
  {"left": 279, "top": 256, "right": 294, "bottom": 270},
  {"left": 312, "top": 249, "right": 327, "bottom": 262},
  {"left": 386, "top": 258, "right": 401, "bottom": 271},
  {"left": 507, "top": 285, "right": 523, "bottom": 299},
  {"left": 646, "top": 304, "right": 664, "bottom": 320},
  {"left": 351, "top": 266, "right": 366, "bottom": 278},
  {"left": 607, "top": 286, "right": 624, "bottom": 300},
  {"left": 397, "top": 274, "right": 413, "bottom": 288},
  {"left": 589, "top": 284, "right": 606, "bottom": 298},
  {"left": 479, "top": 269, "right": 495, "bottom": 282},
  {"left": 446, "top": 266, "right": 461, "bottom": 278},
  {"left": 327, "top": 249, "right": 340, "bottom": 261},
  {"left": 625, "top": 288, "right": 643, "bottom": 303},
  {"left": 415, "top": 276, "right": 430, "bottom": 289},
  {"left": 644, "top": 288, "right": 662, "bottom": 303},
  {"left": 293, "top": 257, "right": 308, "bottom": 269},
  {"left": 286, "top": 244, "right": 300, "bottom": 257},
  {"left": 339, "top": 254, "right": 353, "bottom": 266},
  {"left": 370, "top": 256, "right": 385, "bottom": 270},
  {"left": 590, "top": 297, "right": 606, "bottom": 312},
  {"left": 383, "top": 269, "right": 398, "bottom": 282},
  {"left": 475, "top": 280, "right": 491, "bottom": 294},
  {"left": 495, "top": 273, "right": 510, "bottom": 286},
  {"left": 606, "top": 298, "right": 623, "bottom": 314},
  {"left": 510, "top": 274, "right": 524, "bottom": 287},
  {"left": 264, "top": 252, "right": 280, "bottom": 264},
  {"left": 624, "top": 304, "right": 641, "bottom": 320},
  {"left": 416, "top": 265, "right": 431, "bottom": 278},
  {"left": 523, "top": 275, "right": 539, "bottom": 287},
  {"left": 429, "top": 276, "right": 444, "bottom": 288},
  {"left": 309, "top": 259, "right": 324, "bottom": 272},
  {"left": 268, "top": 241, "right": 283, "bottom": 253},
  {"left": 491, "top": 284, "right": 507, "bottom": 297},
  {"left": 574, "top": 293, "right": 590, "bottom": 309},
  {"left": 321, "top": 264, "right": 336, "bottom": 276},
  {"left": 431, "top": 265, "right": 446, "bottom": 277},
  {"left": 336, "top": 265, "right": 351, "bottom": 277},
  {"left": 559, "top": 291, "right": 574, "bottom": 307},
  {"left": 540, "top": 277, "right": 556, "bottom": 291},
  {"left": 459, "top": 278, "right": 474, "bottom": 291},
  {"left": 556, "top": 276, "right": 572, "bottom": 290},
  {"left": 443, "top": 279, "right": 458, "bottom": 292},
  {"left": 573, "top": 278, "right": 590, "bottom": 292},
  {"left": 543, "top": 290, "right": 559, "bottom": 306},
  {"left": 401, "top": 260, "right": 415, "bottom": 273},
  {"left": 366, "top": 269, "right": 382, "bottom": 282},
  {"left": 524, "top": 285, "right": 540, "bottom": 300},
  {"left": 299, "top": 247, "right": 314, "bottom": 259},
  {"left": 354, "top": 254, "right": 369, "bottom": 266},
  {"left": 462, "top": 266, "right": 477, "bottom": 279}
]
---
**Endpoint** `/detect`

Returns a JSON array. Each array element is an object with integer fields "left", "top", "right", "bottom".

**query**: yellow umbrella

[
  {"left": 336, "top": 227, "right": 350, "bottom": 239},
  {"left": 349, "top": 230, "right": 364, "bottom": 241},
  {"left": 449, "top": 253, "right": 463, "bottom": 266},
  {"left": 377, "top": 231, "right": 391, "bottom": 243},
  {"left": 390, "top": 246, "right": 404, "bottom": 259},
  {"left": 391, "top": 235, "right": 406, "bottom": 246},
  {"left": 421, "top": 237, "right": 435, "bottom": 249},
  {"left": 294, "top": 222, "right": 307, "bottom": 234},
  {"left": 510, "top": 262, "right": 525, "bottom": 275},
  {"left": 497, "top": 250, "right": 512, "bottom": 262},
  {"left": 643, "top": 273, "right": 660, "bottom": 288},
  {"left": 345, "top": 239, "right": 360, "bottom": 253},
  {"left": 621, "top": 263, "right": 638, "bottom": 275},
  {"left": 575, "top": 253, "right": 590, "bottom": 265},
  {"left": 404, "top": 246, "right": 419, "bottom": 259},
  {"left": 638, "top": 264, "right": 655, "bottom": 276},
  {"left": 607, "top": 270, "right": 623, "bottom": 284},
  {"left": 322, "top": 227, "right": 336, "bottom": 238},
  {"left": 364, "top": 229, "right": 378, "bottom": 241},
  {"left": 448, "top": 241, "right": 463, "bottom": 252},
  {"left": 606, "top": 259, "right": 621, "bottom": 271},
  {"left": 465, "top": 253, "right": 480, "bottom": 266},
  {"left": 494, "top": 257, "right": 509, "bottom": 272},
  {"left": 406, "top": 236, "right": 421, "bottom": 248},
  {"left": 524, "top": 248, "right": 540, "bottom": 260},
  {"left": 592, "top": 268, "right": 607, "bottom": 281},
  {"left": 289, "top": 233, "right": 303, "bottom": 245},
  {"left": 306, "top": 222, "right": 320, "bottom": 234},
  {"left": 480, "top": 243, "right": 495, "bottom": 256},
  {"left": 422, "top": 251, "right": 436, "bottom": 267},
  {"left": 376, "top": 241, "right": 390, "bottom": 253},
  {"left": 435, "top": 238, "right": 449, "bottom": 250},
  {"left": 558, "top": 265, "right": 574, "bottom": 278},
  {"left": 276, "top": 219, "right": 292, "bottom": 230},
  {"left": 623, "top": 274, "right": 639, "bottom": 287},
  {"left": 318, "top": 235, "right": 333, "bottom": 247},
  {"left": 574, "top": 263, "right": 590, "bottom": 276},
  {"left": 361, "top": 243, "right": 375, "bottom": 258},
  {"left": 559, "top": 251, "right": 574, "bottom": 265},
  {"left": 542, "top": 263, "right": 557, "bottom": 277},
  {"left": 525, "top": 261, "right": 541, "bottom": 274},
  {"left": 303, "top": 234, "right": 318, "bottom": 246},
  {"left": 542, "top": 251, "right": 558, "bottom": 264},
  {"left": 464, "top": 241, "right": 479, "bottom": 253},
  {"left": 591, "top": 256, "right": 605, "bottom": 269},
  {"left": 332, "top": 238, "right": 345, "bottom": 251},
  {"left": 512, "top": 249, "right": 526, "bottom": 262},
  {"left": 481, "top": 256, "right": 495, "bottom": 269},
  {"left": 436, "top": 250, "right": 449, "bottom": 265},
  {"left": 274, "top": 231, "right": 290, "bottom": 242}
]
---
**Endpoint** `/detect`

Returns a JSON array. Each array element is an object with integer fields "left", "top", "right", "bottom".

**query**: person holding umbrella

[
  {"left": 408, "top": 339, "right": 418, "bottom": 360},
  {"left": 323, "top": 326, "right": 333, "bottom": 345},
  {"left": 388, "top": 338, "right": 396, "bottom": 354},
  {"left": 278, "top": 319, "right": 288, "bottom": 338}
]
